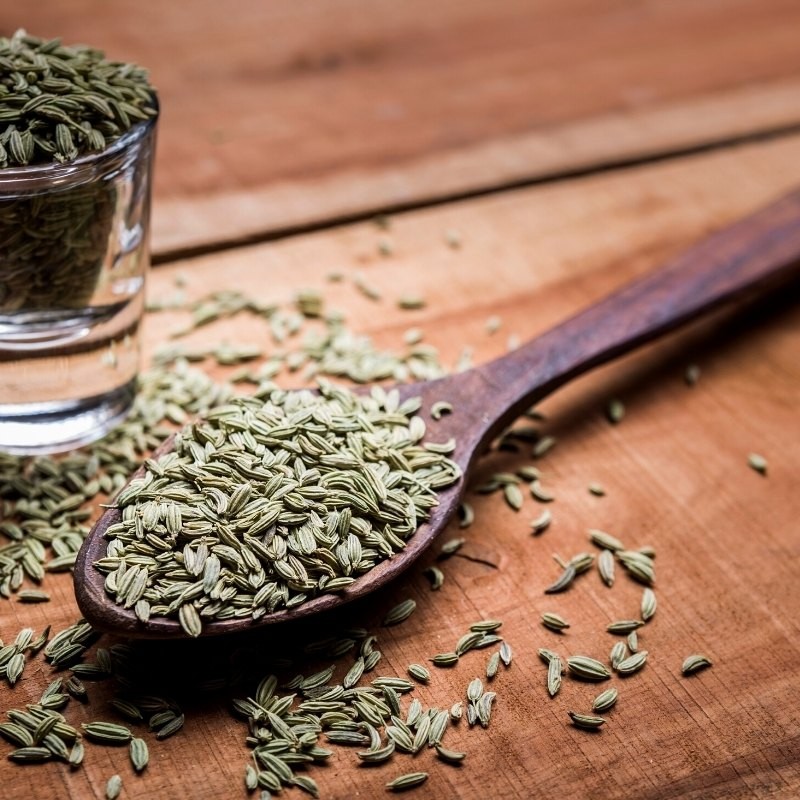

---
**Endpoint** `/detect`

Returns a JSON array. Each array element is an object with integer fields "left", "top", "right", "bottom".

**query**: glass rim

[{"left": 0, "top": 101, "right": 159, "bottom": 189}]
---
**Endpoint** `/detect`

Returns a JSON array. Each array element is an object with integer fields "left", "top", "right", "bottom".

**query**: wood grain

[
  {"left": 3, "top": 133, "right": 800, "bottom": 798},
  {"left": 4, "top": 1, "right": 800, "bottom": 253},
  {"left": 75, "top": 185, "right": 800, "bottom": 638}
]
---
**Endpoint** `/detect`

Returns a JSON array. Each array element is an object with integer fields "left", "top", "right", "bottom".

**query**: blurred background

[{"left": 4, "top": 0, "right": 799, "bottom": 257}]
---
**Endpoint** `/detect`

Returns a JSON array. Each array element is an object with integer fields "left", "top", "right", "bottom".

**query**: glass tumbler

[{"left": 0, "top": 113, "right": 157, "bottom": 455}]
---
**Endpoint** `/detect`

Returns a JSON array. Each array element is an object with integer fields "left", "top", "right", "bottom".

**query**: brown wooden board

[
  {"left": 4, "top": 1, "right": 800, "bottom": 254},
  {"left": 2, "top": 134, "right": 800, "bottom": 798}
]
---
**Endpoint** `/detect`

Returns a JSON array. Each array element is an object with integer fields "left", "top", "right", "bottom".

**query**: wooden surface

[
  {"left": 4, "top": 1, "right": 800, "bottom": 253},
  {"left": 3, "top": 132, "right": 800, "bottom": 798},
  {"left": 3, "top": 4, "right": 800, "bottom": 797},
  {"left": 76, "top": 184, "right": 800, "bottom": 638}
]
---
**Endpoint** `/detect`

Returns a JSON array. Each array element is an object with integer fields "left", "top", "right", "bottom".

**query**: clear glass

[{"left": 0, "top": 114, "right": 157, "bottom": 454}]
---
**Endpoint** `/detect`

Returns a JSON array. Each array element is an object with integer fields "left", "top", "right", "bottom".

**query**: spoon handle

[{"left": 466, "top": 188, "right": 800, "bottom": 444}]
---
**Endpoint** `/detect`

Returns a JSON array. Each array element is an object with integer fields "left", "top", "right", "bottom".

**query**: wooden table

[{"left": 2, "top": 2, "right": 800, "bottom": 798}]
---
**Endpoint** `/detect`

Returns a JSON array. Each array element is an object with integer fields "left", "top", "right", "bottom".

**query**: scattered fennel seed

[
  {"left": 682, "top": 654, "right": 713, "bottom": 675},
  {"left": 530, "top": 480, "right": 554, "bottom": 503},
  {"left": 685, "top": 364, "right": 701, "bottom": 386},
  {"left": 444, "top": 229, "right": 462, "bottom": 249},
  {"left": 606, "top": 399, "right": 625, "bottom": 424},
  {"left": 106, "top": 775, "right": 122, "bottom": 800},
  {"left": 592, "top": 687, "right": 618, "bottom": 713},
  {"left": 439, "top": 538, "right": 465, "bottom": 558},
  {"left": 353, "top": 274, "right": 382, "bottom": 301},
  {"left": 485, "top": 316, "right": 502, "bottom": 335},
  {"left": 589, "top": 529, "right": 625, "bottom": 552},
  {"left": 530, "top": 509, "right": 552, "bottom": 535},
  {"left": 423, "top": 566, "right": 444, "bottom": 591},
  {"left": 532, "top": 436, "right": 556, "bottom": 458},
  {"left": 541, "top": 613, "right": 570, "bottom": 632},
  {"left": 397, "top": 295, "right": 426, "bottom": 310},
  {"left": 748, "top": 453, "right": 768, "bottom": 475},
  {"left": 386, "top": 772, "right": 428, "bottom": 791},
  {"left": 568, "top": 711, "right": 606, "bottom": 730},
  {"left": 383, "top": 600, "right": 418, "bottom": 627}
]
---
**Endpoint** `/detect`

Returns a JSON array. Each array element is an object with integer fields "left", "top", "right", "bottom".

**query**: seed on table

[
  {"left": 598, "top": 549, "right": 615, "bottom": 587},
  {"left": 467, "top": 678, "right": 483, "bottom": 702},
  {"left": 592, "top": 687, "right": 618, "bottom": 713},
  {"left": 407, "top": 664, "right": 430, "bottom": 684},
  {"left": 486, "top": 652, "right": 500, "bottom": 679},
  {"left": 547, "top": 657, "right": 562, "bottom": 697},
  {"left": 357, "top": 741, "right": 396, "bottom": 763},
  {"left": 383, "top": 600, "right": 417, "bottom": 626},
  {"left": 588, "top": 483, "right": 606, "bottom": 496},
  {"left": 435, "top": 744, "right": 466, "bottom": 764},
  {"left": 397, "top": 295, "right": 426, "bottom": 310},
  {"left": 455, "top": 631, "right": 484, "bottom": 656},
  {"left": 627, "top": 631, "right": 638, "bottom": 652},
  {"left": 16, "top": 590, "right": 50, "bottom": 603},
  {"left": 589, "top": 529, "right": 625, "bottom": 552},
  {"left": 485, "top": 315, "right": 502, "bottom": 335},
  {"left": 568, "top": 711, "right": 606, "bottom": 730},
  {"left": 530, "top": 509, "right": 552, "bottom": 535},
  {"left": 682, "top": 654, "right": 713, "bottom": 675},
  {"left": 544, "top": 564, "right": 576, "bottom": 594},
  {"left": 68, "top": 741, "right": 84, "bottom": 767},
  {"left": 685, "top": 364, "right": 701, "bottom": 386},
  {"left": 617, "top": 550, "right": 655, "bottom": 586},
  {"left": 541, "top": 612, "right": 570, "bottom": 632},
  {"left": 430, "top": 653, "right": 459, "bottom": 668},
  {"left": 130, "top": 738, "right": 149, "bottom": 772},
  {"left": 538, "top": 648, "right": 562, "bottom": 665},
  {"left": 748, "top": 453, "right": 768, "bottom": 475},
  {"left": 444, "top": 229, "right": 462, "bottom": 249},
  {"left": 503, "top": 482, "right": 524, "bottom": 511},
  {"left": 439, "top": 538, "right": 465, "bottom": 557},
  {"left": 106, "top": 775, "right": 122, "bottom": 800},
  {"left": 477, "top": 692, "right": 496, "bottom": 728},
  {"left": 428, "top": 710, "right": 449, "bottom": 746},
  {"left": 245, "top": 764, "right": 258, "bottom": 790},
  {"left": 386, "top": 772, "right": 429, "bottom": 791},
  {"left": 532, "top": 436, "right": 556, "bottom": 458},
  {"left": 606, "top": 620, "right": 644, "bottom": 635},
  {"left": 470, "top": 620, "right": 503, "bottom": 633},
  {"left": 569, "top": 552, "right": 595, "bottom": 573},
  {"left": 530, "top": 480, "right": 555, "bottom": 502},
  {"left": 423, "top": 566, "right": 444, "bottom": 591},
  {"left": 616, "top": 651, "right": 648, "bottom": 676},
  {"left": 567, "top": 656, "right": 611, "bottom": 681},
  {"left": 499, "top": 642, "right": 513, "bottom": 667},
  {"left": 606, "top": 399, "right": 625, "bottom": 424},
  {"left": 81, "top": 722, "right": 133, "bottom": 744},
  {"left": 8, "top": 746, "right": 52, "bottom": 763},
  {"left": 457, "top": 502, "right": 473, "bottom": 528},
  {"left": 641, "top": 588, "right": 657, "bottom": 622}
]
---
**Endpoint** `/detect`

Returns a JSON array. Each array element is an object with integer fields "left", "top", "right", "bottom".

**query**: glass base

[{"left": 0, "top": 379, "right": 136, "bottom": 455}]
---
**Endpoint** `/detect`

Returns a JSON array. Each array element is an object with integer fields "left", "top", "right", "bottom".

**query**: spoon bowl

[{"left": 75, "top": 189, "right": 800, "bottom": 638}]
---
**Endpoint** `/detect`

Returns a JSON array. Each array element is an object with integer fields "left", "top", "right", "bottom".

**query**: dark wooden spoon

[{"left": 75, "top": 189, "right": 800, "bottom": 638}]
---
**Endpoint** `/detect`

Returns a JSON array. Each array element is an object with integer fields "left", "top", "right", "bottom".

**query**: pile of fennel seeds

[{"left": 97, "top": 381, "right": 461, "bottom": 636}]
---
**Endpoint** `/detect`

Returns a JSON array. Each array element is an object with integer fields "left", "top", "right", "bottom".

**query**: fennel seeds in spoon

[{"left": 97, "top": 381, "right": 460, "bottom": 635}]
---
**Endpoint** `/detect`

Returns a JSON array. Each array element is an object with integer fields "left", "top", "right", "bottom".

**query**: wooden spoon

[{"left": 75, "top": 189, "right": 800, "bottom": 638}]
